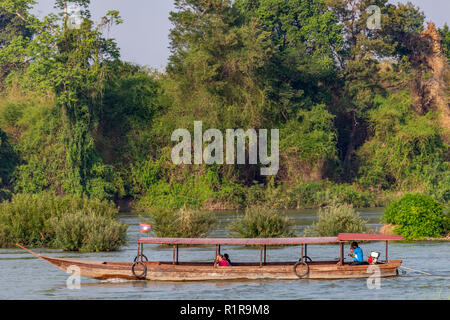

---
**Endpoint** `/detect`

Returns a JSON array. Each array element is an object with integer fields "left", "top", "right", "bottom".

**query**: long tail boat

[{"left": 17, "top": 233, "right": 403, "bottom": 281}]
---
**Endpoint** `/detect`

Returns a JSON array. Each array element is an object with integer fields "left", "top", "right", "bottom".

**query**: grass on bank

[{"left": 0, "top": 193, "right": 127, "bottom": 251}]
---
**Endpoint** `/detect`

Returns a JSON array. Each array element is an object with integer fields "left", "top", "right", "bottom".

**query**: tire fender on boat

[
  {"left": 131, "top": 261, "right": 147, "bottom": 279},
  {"left": 293, "top": 261, "right": 310, "bottom": 279}
]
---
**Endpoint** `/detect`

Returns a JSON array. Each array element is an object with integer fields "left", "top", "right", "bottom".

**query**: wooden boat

[{"left": 17, "top": 233, "right": 403, "bottom": 281}]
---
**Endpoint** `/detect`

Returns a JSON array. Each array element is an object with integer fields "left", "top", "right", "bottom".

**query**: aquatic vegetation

[
  {"left": 304, "top": 205, "right": 368, "bottom": 237},
  {"left": 228, "top": 206, "right": 295, "bottom": 238},
  {"left": 143, "top": 207, "right": 216, "bottom": 238},
  {"left": 0, "top": 193, "right": 127, "bottom": 251},
  {"left": 49, "top": 210, "right": 127, "bottom": 252}
]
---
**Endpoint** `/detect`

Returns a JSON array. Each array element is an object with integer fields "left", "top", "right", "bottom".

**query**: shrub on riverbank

[
  {"left": 228, "top": 206, "right": 295, "bottom": 238},
  {"left": 0, "top": 193, "right": 127, "bottom": 251},
  {"left": 304, "top": 205, "right": 368, "bottom": 237},
  {"left": 143, "top": 207, "right": 216, "bottom": 238},
  {"left": 49, "top": 210, "right": 128, "bottom": 252},
  {"left": 383, "top": 194, "right": 447, "bottom": 239}
]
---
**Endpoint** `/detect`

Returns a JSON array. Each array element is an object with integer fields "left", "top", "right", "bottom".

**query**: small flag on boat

[{"left": 139, "top": 224, "right": 152, "bottom": 233}]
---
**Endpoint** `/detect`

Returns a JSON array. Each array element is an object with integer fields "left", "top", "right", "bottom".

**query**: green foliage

[
  {"left": 0, "top": 95, "right": 124, "bottom": 200},
  {"left": 0, "top": 0, "right": 448, "bottom": 218},
  {"left": 129, "top": 158, "right": 163, "bottom": 196},
  {"left": 143, "top": 207, "right": 216, "bottom": 238},
  {"left": 0, "top": 0, "right": 123, "bottom": 198},
  {"left": 358, "top": 91, "right": 449, "bottom": 201},
  {"left": 137, "top": 167, "right": 245, "bottom": 210},
  {"left": 287, "top": 181, "right": 378, "bottom": 209},
  {"left": 439, "top": 24, "right": 450, "bottom": 61},
  {"left": 383, "top": 194, "right": 447, "bottom": 239},
  {"left": 49, "top": 210, "right": 127, "bottom": 252},
  {"left": 304, "top": 205, "right": 368, "bottom": 237},
  {"left": 236, "top": 0, "right": 342, "bottom": 119},
  {"left": 228, "top": 206, "right": 295, "bottom": 238},
  {"left": 281, "top": 104, "right": 337, "bottom": 164},
  {"left": 0, "top": 127, "right": 17, "bottom": 198},
  {"left": 0, "top": 192, "right": 126, "bottom": 250}
]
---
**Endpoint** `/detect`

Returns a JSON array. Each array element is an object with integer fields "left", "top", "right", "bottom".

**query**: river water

[{"left": 0, "top": 209, "right": 448, "bottom": 300}]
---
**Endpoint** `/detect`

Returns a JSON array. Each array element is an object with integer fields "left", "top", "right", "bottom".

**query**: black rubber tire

[
  {"left": 293, "top": 261, "right": 310, "bottom": 279},
  {"left": 299, "top": 256, "right": 312, "bottom": 263},
  {"left": 132, "top": 261, "right": 147, "bottom": 279},
  {"left": 134, "top": 254, "right": 148, "bottom": 262}
]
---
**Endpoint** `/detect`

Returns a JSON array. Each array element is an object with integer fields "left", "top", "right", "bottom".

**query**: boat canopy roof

[
  {"left": 337, "top": 233, "right": 403, "bottom": 241},
  {"left": 138, "top": 237, "right": 339, "bottom": 245},
  {"left": 138, "top": 234, "right": 403, "bottom": 245}
]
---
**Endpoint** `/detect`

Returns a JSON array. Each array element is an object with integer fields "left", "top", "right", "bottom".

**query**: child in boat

[
  {"left": 348, "top": 242, "right": 364, "bottom": 265},
  {"left": 223, "top": 253, "right": 232, "bottom": 266},
  {"left": 215, "top": 254, "right": 230, "bottom": 266}
]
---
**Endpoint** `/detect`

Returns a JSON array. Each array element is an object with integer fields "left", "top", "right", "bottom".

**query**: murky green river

[{"left": 0, "top": 209, "right": 448, "bottom": 300}]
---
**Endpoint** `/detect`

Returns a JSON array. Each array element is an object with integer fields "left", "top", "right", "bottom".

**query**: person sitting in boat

[
  {"left": 215, "top": 254, "right": 230, "bottom": 267},
  {"left": 223, "top": 253, "right": 232, "bottom": 266},
  {"left": 348, "top": 242, "right": 364, "bottom": 265}
]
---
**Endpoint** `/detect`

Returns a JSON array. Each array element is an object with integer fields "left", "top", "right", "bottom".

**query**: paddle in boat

[{"left": 16, "top": 233, "right": 403, "bottom": 281}]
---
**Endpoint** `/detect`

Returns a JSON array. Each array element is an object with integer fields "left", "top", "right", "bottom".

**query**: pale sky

[{"left": 32, "top": 0, "right": 449, "bottom": 70}]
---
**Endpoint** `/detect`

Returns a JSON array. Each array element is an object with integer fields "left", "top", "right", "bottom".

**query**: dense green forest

[{"left": 0, "top": 0, "right": 449, "bottom": 213}]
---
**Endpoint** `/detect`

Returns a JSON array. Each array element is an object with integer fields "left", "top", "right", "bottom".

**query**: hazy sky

[{"left": 32, "top": 0, "right": 449, "bottom": 70}]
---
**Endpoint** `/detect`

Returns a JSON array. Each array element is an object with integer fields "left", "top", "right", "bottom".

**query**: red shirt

[{"left": 218, "top": 259, "right": 230, "bottom": 266}]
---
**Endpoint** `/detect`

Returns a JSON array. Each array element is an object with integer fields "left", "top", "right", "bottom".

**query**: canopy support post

[
  {"left": 260, "top": 246, "right": 263, "bottom": 267},
  {"left": 264, "top": 245, "right": 267, "bottom": 265},
  {"left": 218, "top": 245, "right": 221, "bottom": 255},
  {"left": 173, "top": 245, "right": 176, "bottom": 265},
  {"left": 176, "top": 244, "right": 179, "bottom": 265},
  {"left": 385, "top": 241, "right": 389, "bottom": 263},
  {"left": 305, "top": 244, "right": 308, "bottom": 258},
  {"left": 301, "top": 245, "right": 304, "bottom": 261},
  {"left": 339, "top": 242, "right": 344, "bottom": 266},
  {"left": 137, "top": 242, "right": 140, "bottom": 259}
]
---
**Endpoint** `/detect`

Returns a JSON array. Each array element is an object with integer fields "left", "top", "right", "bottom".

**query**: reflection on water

[{"left": 0, "top": 209, "right": 448, "bottom": 300}]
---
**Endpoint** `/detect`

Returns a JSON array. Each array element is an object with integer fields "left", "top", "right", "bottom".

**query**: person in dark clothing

[{"left": 223, "top": 253, "right": 232, "bottom": 266}]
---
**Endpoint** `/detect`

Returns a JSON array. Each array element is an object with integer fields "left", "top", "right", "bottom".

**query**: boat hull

[{"left": 41, "top": 256, "right": 402, "bottom": 281}]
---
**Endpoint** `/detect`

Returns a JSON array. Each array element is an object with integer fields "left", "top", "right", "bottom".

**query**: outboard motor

[{"left": 368, "top": 251, "right": 380, "bottom": 264}]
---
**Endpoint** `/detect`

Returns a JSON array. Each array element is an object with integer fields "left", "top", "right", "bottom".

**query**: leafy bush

[
  {"left": 130, "top": 159, "right": 163, "bottom": 196},
  {"left": 143, "top": 207, "right": 216, "bottom": 238},
  {"left": 0, "top": 193, "right": 127, "bottom": 250},
  {"left": 228, "top": 206, "right": 295, "bottom": 238},
  {"left": 289, "top": 181, "right": 325, "bottom": 208},
  {"left": 49, "top": 210, "right": 127, "bottom": 252},
  {"left": 288, "top": 181, "right": 378, "bottom": 209},
  {"left": 304, "top": 205, "right": 368, "bottom": 237},
  {"left": 280, "top": 104, "right": 337, "bottom": 165},
  {"left": 0, "top": 128, "right": 18, "bottom": 197},
  {"left": 383, "top": 193, "right": 446, "bottom": 239},
  {"left": 137, "top": 168, "right": 244, "bottom": 210},
  {"left": 330, "top": 184, "right": 377, "bottom": 208}
]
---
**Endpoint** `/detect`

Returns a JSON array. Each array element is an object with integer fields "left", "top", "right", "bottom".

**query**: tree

[
  {"left": 166, "top": 0, "right": 275, "bottom": 130},
  {"left": 439, "top": 24, "right": 450, "bottom": 61},
  {"left": 235, "top": 0, "right": 343, "bottom": 122},
  {"left": 0, "top": 0, "right": 123, "bottom": 198},
  {"left": 0, "top": 4, "right": 33, "bottom": 84}
]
